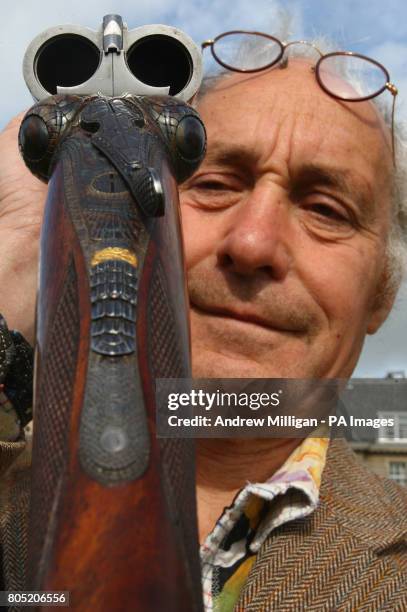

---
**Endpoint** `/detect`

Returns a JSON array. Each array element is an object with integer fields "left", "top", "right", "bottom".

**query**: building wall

[{"left": 352, "top": 446, "right": 407, "bottom": 486}]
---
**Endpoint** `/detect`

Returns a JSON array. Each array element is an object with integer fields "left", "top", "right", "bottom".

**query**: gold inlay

[{"left": 91, "top": 248, "right": 138, "bottom": 267}]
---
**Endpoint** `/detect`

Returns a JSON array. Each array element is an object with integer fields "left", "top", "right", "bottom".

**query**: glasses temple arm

[
  {"left": 386, "top": 84, "right": 398, "bottom": 167},
  {"left": 201, "top": 40, "right": 214, "bottom": 50}
]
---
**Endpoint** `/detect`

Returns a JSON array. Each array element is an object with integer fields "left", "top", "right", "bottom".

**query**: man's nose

[{"left": 216, "top": 186, "right": 292, "bottom": 279}]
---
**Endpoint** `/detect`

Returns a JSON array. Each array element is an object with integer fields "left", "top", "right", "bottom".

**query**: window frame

[{"left": 378, "top": 411, "right": 407, "bottom": 443}]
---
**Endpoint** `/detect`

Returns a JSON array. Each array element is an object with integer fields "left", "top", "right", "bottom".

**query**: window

[
  {"left": 389, "top": 462, "right": 407, "bottom": 486},
  {"left": 386, "top": 371, "right": 406, "bottom": 379},
  {"left": 378, "top": 412, "right": 407, "bottom": 442}
]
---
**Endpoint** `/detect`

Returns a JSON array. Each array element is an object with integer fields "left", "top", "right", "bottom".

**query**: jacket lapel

[{"left": 235, "top": 438, "right": 407, "bottom": 611}]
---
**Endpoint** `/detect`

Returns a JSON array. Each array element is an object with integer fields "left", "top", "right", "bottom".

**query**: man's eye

[
  {"left": 307, "top": 203, "right": 348, "bottom": 221},
  {"left": 192, "top": 179, "right": 234, "bottom": 191},
  {"left": 181, "top": 174, "right": 243, "bottom": 210},
  {"left": 302, "top": 200, "right": 353, "bottom": 226},
  {"left": 299, "top": 197, "right": 358, "bottom": 239}
]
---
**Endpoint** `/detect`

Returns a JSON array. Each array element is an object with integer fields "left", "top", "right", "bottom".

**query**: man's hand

[{"left": 0, "top": 113, "right": 48, "bottom": 344}]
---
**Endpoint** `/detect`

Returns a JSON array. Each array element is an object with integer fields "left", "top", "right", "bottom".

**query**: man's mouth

[{"left": 190, "top": 301, "right": 305, "bottom": 335}]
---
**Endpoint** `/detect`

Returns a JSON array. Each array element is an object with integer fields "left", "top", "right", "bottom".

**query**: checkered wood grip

[
  {"left": 27, "top": 260, "right": 79, "bottom": 588},
  {"left": 149, "top": 262, "right": 202, "bottom": 612}
]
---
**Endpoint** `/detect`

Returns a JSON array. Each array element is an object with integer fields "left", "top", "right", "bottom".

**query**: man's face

[{"left": 180, "top": 60, "right": 394, "bottom": 379}]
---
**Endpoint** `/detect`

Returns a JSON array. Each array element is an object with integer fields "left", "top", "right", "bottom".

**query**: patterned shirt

[{"left": 200, "top": 435, "right": 329, "bottom": 611}]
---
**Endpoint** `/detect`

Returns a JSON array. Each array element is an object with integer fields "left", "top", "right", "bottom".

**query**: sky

[{"left": 1, "top": 0, "right": 406, "bottom": 377}]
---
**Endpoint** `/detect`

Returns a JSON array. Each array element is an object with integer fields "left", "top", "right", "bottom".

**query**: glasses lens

[
  {"left": 213, "top": 32, "right": 283, "bottom": 71},
  {"left": 318, "top": 53, "right": 388, "bottom": 100}
]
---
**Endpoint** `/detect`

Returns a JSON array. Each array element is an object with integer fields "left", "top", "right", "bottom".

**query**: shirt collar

[{"left": 201, "top": 429, "right": 329, "bottom": 560}]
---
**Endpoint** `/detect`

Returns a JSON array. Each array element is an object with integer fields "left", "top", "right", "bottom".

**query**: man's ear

[{"left": 366, "top": 267, "right": 399, "bottom": 335}]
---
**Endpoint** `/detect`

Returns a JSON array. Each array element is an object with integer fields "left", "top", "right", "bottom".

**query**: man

[
  {"left": 181, "top": 49, "right": 407, "bottom": 610},
  {"left": 1, "top": 32, "right": 407, "bottom": 611}
]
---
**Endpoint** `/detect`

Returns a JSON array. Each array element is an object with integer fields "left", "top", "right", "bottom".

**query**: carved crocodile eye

[
  {"left": 19, "top": 115, "right": 50, "bottom": 162},
  {"left": 175, "top": 115, "right": 206, "bottom": 163},
  {"left": 141, "top": 97, "right": 207, "bottom": 183},
  {"left": 18, "top": 95, "right": 83, "bottom": 182},
  {"left": 171, "top": 112, "right": 206, "bottom": 183}
]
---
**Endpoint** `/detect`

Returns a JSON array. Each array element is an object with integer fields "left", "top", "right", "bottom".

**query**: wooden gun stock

[{"left": 19, "top": 94, "right": 206, "bottom": 610}]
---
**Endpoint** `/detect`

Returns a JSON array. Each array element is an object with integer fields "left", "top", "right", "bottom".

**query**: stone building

[{"left": 341, "top": 374, "right": 407, "bottom": 487}]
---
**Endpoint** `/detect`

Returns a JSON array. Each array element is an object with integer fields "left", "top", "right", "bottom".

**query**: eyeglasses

[{"left": 201, "top": 31, "right": 398, "bottom": 164}]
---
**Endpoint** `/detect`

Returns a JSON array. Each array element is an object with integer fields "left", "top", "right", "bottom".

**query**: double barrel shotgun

[{"left": 17, "top": 14, "right": 206, "bottom": 611}]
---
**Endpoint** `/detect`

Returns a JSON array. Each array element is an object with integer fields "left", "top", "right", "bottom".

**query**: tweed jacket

[
  {"left": 236, "top": 439, "right": 407, "bottom": 611},
  {"left": 0, "top": 436, "right": 406, "bottom": 611}
]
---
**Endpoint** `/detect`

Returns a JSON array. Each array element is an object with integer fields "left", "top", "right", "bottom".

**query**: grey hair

[{"left": 196, "top": 30, "right": 407, "bottom": 297}]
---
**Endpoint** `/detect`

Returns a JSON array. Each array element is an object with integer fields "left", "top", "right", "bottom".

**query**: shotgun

[{"left": 18, "top": 16, "right": 206, "bottom": 611}]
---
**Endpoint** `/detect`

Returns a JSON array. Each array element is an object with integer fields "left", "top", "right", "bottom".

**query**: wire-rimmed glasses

[{"left": 201, "top": 31, "right": 398, "bottom": 164}]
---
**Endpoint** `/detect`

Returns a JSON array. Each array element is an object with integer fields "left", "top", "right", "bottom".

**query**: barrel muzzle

[{"left": 23, "top": 17, "right": 203, "bottom": 102}]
